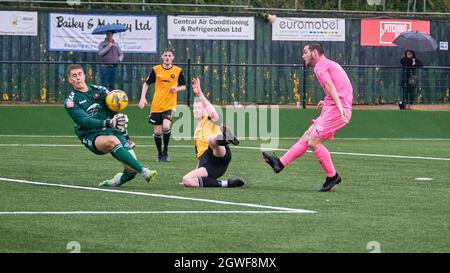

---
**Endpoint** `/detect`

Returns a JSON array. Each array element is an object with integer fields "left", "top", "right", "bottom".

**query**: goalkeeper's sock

[
  {"left": 119, "top": 169, "right": 136, "bottom": 185},
  {"left": 111, "top": 144, "right": 144, "bottom": 173},
  {"left": 154, "top": 133, "right": 163, "bottom": 156},
  {"left": 162, "top": 129, "right": 171, "bottom": 156}
]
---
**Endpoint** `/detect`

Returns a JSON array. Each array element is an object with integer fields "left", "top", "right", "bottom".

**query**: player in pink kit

[{"left": 262, "top": 42, "right": 353, "bottom": 192}]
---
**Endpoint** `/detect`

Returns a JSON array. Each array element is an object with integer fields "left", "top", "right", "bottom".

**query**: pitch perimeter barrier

[{"left": 0, "top": 60, "right": 449, "bottom": 106}]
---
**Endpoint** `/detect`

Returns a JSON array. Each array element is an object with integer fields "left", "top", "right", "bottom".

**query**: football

[{"left": 105, "top": 90, "right": 128, "bottom": 112}]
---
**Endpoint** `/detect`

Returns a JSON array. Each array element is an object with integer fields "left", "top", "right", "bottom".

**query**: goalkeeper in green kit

[{"left": 64, "top": 64, "right": 157, "bottom": 186}]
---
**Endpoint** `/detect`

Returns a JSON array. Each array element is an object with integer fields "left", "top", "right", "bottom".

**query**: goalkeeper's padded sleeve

[{"left": 65, "top": 102, "right": 105, "bottom": 130}]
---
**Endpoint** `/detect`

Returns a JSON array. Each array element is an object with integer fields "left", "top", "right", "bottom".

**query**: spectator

[
  {"left": 98, "top": 31, "right": 123, "bottom": 90},
  {"left": 400, "top": 50, "right": 423, "bottom": 110}
]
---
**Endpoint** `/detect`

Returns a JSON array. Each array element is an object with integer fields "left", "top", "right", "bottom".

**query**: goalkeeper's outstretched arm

[
  {"left": 65, "top": 100, "right": 127, "bottom": 131},
  {"left": 65, "top": 100, "right": 105, "bottom": 129}
]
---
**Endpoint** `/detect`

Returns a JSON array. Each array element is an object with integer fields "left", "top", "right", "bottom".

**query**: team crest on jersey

[{"left": 86, "top": 103, "right": 101, "bottom": 117}]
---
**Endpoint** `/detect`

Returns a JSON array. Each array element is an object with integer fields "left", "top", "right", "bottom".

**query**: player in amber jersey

[
  {"left": 181, "top": 77, "right": 244, "bottom": 188},
  {"left": 139, "top": 48, "right": 186, "bottom": 162}
]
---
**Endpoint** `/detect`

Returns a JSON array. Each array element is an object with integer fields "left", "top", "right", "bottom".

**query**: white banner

[
  {"left": 49, "top": 13, "right": 157, "bottom": 53},
  {"left": 168, "top": 15, "right": 254, "bottom": 40},
  {"left": 0, "top": 11, "right": 37, "bottom": 36},
  {"left": 272, "top": 17, "right": 345, "bottom": 41}
]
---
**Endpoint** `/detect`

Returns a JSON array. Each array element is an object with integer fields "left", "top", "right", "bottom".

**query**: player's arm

[
  {"left": 139, "top": 83, "right": 149, "bottom": 109},
  {"left": 65, "top": 100, "right": 105, "bottom": 129},
  {"left": 324, "top": 79, "right": 348, "bottom": 123},
  {"left": 170, "top": 70, "right": 186, "bottom": 93},
  {"left": 96, "top": 85, "right": 109, "bottom": 95},
  {"left": 192, "top": 77, "right": 219, "bottom": 122},
  {"left": 139, "top": 69, "right": 156, "bottom": 109},
  {"left": 65, "top": 100, "right": 127, "bottom": 131}
]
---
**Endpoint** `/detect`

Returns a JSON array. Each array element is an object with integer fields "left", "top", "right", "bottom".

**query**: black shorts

[
  {"left": 148, "top": 110, "right": 172, "bottom": 125},
  {"left": 198, "top": 145, "right": 232, "bottom": 179}
]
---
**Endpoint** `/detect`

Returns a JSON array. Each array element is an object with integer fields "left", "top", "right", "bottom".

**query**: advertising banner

[
  {"left": 49, "top": 13, "right": 157, "bottom": 53},
  {"left": 272, "top": 17, "right": 345, "bottom": 41},
  {"left": 168, "top": 15, "right": 254, "bottom": 40},
  {"left": 361, "top": 19, "right": 430, "bottom": 46},
  {"left": 0, "top": 11, "right": 37, "bottom": 36}
]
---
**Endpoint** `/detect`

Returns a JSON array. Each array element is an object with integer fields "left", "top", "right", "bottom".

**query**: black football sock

[
  {"left": 199, "top": 177, "right": 228, "bottom": 187},
  {"left": 162, "top": 130, "right": 171, "bottom": 156},
  {"left": 154, "top": 133, "right": 162, "bottom": 156},
  {"left": 215, "top": 134, "right": 228, "bottom": 146}
]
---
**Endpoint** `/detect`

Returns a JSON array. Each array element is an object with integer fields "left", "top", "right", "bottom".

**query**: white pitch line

[
  {"left": 1, "top": 143, "right": 449, "bottom": 161},
  {"left": 328, "top": 151, "right": 450, "bottom": 161},
  {"left": 0, "top": 178, "right": 316, "bottom": 214},
  {"left": 0, "top": 210, "right": 305, "bottom": 215}
]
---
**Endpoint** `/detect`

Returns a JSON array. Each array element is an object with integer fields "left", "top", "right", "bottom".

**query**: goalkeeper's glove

[{"left": 105, "top": 113, "right": 128, "bottom": 132}]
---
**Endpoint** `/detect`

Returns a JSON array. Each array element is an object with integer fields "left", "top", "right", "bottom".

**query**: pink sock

[
  {"left": 280, "top": 139, "right": 308, "bottom": 166},
  {"left": 313, "top": 145, "right": 336, "bottom": 177}
]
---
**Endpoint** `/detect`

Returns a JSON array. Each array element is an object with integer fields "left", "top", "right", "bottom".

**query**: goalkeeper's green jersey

[{"left": 64, "top": 85, "right": 116, "bottom": 139}]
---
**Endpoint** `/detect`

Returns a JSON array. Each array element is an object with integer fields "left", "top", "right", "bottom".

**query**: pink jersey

[{"left": 314, "top": 56, "right": 353, "bottom": 109}]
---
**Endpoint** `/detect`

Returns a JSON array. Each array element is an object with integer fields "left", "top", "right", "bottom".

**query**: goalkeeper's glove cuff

[{"left": 104, "top": 119, "right": 112, "bottom": 128}]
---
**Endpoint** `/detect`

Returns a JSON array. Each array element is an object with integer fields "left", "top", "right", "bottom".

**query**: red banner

[{"left": 361, "top": 19, "right": 430, "bottom": 46}]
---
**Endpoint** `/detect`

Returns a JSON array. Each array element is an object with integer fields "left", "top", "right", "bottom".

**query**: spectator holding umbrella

[
  {"left": 393, "top": 31, "right": 437, "bottom": 110},
  {"left": 400, "top": 49, "right": 423, "bottom": 110},
  {"left": 93, "top": 25, "right": 127, "bottom": 90}
]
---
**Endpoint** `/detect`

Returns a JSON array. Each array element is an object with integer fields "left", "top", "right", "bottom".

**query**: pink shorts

[{"left": 311, "top": 107, "right": 352, "bottom": 140}]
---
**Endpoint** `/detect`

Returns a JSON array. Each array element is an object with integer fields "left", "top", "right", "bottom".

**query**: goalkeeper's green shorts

[{"left": 81, "top": 130, "right": 132, "bottom": 155}]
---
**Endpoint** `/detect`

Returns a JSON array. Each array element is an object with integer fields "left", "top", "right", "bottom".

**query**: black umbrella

[
  {"left": 92, "top": 24, "right": 127, "bottom": 35},
  {"left": 393, "top": 31, "right": 438, "bottom": 52}
]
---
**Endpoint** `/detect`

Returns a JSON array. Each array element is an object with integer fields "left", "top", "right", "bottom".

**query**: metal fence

[{"left": 0, "top": 61, "right": 449, "bottom": 105}]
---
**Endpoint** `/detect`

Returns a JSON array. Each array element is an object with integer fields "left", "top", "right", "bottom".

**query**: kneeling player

[
  {"left": 181, "top": 77, "right": 244, "bottom": 188},
  {"left": 64, "top": 64, "right": 157, "bottom": 187}
]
